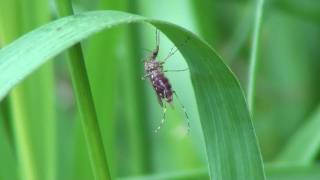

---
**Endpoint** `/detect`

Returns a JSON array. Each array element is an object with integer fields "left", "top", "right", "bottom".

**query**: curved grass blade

[
  {"left": 152, "top": 22, "right": 265, "bottom": 179},
  {"left": 0, "top": 11, "right": 265, "bottom": 180}
]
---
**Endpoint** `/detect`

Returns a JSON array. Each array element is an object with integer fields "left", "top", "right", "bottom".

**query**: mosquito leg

[
  {"left": 163, "top": 68, "right": 189, "bottom": 73},
  {"left": 173, "top": 91, "right": 191, "bottom": 134},
  {"left": 165, "top": 46, "right": 176, "bottom": 58},
  {"left": 141, "top": 73, "right": 151, "bottom": 80},
  {"left": 155, "top": 103, "right": 167, "bottom": 133}
]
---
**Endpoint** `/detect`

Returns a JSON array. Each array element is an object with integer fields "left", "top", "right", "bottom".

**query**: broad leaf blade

[
  {"left": 0, "top": 11, "right": 145, "bottom": 100},
  {"left": 152, "top": 22, "right": 265, "bottom": 179},
  {"left": 0, "top": 11, "right": 265, "bottom": 180}
]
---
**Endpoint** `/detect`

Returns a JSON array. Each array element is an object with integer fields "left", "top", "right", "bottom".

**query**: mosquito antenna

[
  {"left": 155, "top": 103, "right": 167, "bottom": 133},
  {"left": 162, "top": 47, "right": 179, "bottom": 62},
  {"left": 173, "top": 91, "right": 190, "bottom": 134},
  {"left": 156, "top": 29, "right": 160, "bottom": 48},
  {"left": 162, "top": 36, "right": 191, "bottom": 63},
  {"left": 149, "top": 28, "right": 160, "bottom": 60}
]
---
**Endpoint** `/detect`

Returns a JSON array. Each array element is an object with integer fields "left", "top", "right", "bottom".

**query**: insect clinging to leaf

[{"left": 142, "top": 29, "right": 190, "bottom": 133}]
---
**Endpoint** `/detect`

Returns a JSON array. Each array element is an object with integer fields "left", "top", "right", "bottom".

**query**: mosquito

[{"left": 142, "top": 29, "right": 190, "bottom": 133}]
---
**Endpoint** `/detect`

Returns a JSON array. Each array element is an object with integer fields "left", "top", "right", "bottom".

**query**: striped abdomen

[{"left": 150, "top": 71, "right": 173, "bottom": 103}]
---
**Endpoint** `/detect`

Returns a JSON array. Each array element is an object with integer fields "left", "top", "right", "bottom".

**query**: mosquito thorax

[{"left": 144, "top": 59, "right": 161, "bottom": 73}]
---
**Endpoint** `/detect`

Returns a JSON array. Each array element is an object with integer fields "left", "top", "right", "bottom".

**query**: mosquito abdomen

[{"left": 151, "top": 72, "right": 173, "bottom": 103}]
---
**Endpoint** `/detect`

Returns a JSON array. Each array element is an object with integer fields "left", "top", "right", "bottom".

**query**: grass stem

[
  {"left": 55, "top": 1, "right": 111, "bottom": 179},
  {"left": 247, "top": 0, "right": 265, "bottom": 112}
]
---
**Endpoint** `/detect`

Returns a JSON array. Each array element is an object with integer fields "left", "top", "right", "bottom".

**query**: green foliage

[
  {"left": 276, "top": 105, "right": 320, "bottom": 165},
  {"left": 1, "top": 1, "right": 320, "bottom": 180},
  {"left": 119, "top": 165, "right": 320, "bottom": 180},
  {"left": 0, "top": 0, "right": 55, "bottom": 180},
  {"left": 0, "top": 11, "right": 264, "bottom": 179}
]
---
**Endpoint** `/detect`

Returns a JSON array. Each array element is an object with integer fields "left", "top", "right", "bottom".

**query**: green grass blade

[
  {"left": 118, "top": 165, "right": 320, "bottom": 180},
  {"left": 266, "top": 164, "right": 320, "bottom": 180},
  {"left": 66, "top": 43, "right": 112, "bottom": 180},
  {"left": 276, "top": 105, "right": 320, "bottom": 165},
  {"left": 256, "top": 11, "right": 317, "bottom": 159},
  {"left": 0, "top": 97, "right": 14, "bottom": 147},
  {"left": 74, "top": 117, "right": 95, "bottom": 180},
  {"left": 0, "top": 11, "right": 265, "bottom": 179},
  {"left": 124, "top": 1, "right": 152, "bottom": 174},
  {"left": 0, "top": 0, "right": 55, "bottom": 180},
  {"left": 139, "top": 0, "right": 207, "bottom": 171},
  {"left": 247, "top": 0, "right": 265, "bottom": 112},
  {"left": 224, "top": 2, "right": 254, "bottom": 64},
  {"left": 118, "top": 169, "right": 208, "bottom": 180},
  {"left": 152, "top": 22, "right": 265, "bottom": 179},
  {"left": 270, "top": 0, "right": 320, "bottom": 23},
  {"left": 191, "top": 0, "right": 220, "bottom": 47},
  {"left": 84, "top": 1, "right": 123, "bottom": 176},
  {"left": 54, "top": 1, "right": 112, "bottom": 179},
  {"left": 0, "top": 110, "right": 18, "bottom": 180}
]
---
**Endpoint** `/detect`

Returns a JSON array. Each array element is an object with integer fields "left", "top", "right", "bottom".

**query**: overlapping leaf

[{"left": 0, "top": 11, "right": 265, "bottom": 180}]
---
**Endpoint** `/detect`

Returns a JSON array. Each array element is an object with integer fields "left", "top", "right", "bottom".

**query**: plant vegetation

[{"left": 0, "top": 0, "right": 319, "bottom": 180}]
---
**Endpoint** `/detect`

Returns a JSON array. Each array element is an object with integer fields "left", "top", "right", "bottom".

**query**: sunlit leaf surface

[{"left": 0, "top": 11, "right": 265, "bottom": 180}]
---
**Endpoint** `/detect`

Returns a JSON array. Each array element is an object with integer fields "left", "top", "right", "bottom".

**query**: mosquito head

[
  {"left": 150, "top": 29, "right": 160, "bottom": 60},
  {"left": 150, "top": 45, "right": 159, "bottom": 60}
]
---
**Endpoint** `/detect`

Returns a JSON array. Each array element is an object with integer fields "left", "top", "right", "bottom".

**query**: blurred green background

[{"left": 0, "top": 0, "right": 320, "bottom": 179}]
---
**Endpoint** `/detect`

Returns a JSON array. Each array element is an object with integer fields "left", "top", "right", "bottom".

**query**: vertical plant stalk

[
  {"left": 225, "top": 2, "right": 254, "bottom": 64},
  {"left": 125, "top": 0, "right": 152, "bottom": 174},
  {"left": 55, "top": 0, "right": 111, "bottom": 179},
  {"left": 10, "top": 90, "right": 38, "bottom": 180},
  {"left": 247, "top": 0, "right": 264, "bottom": 112},
  {"left": 0, "top": 1, "right": 55, "bottom": 180},
  {"left": 0, "top": 97, "right": 14, "bottom": 148}
]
